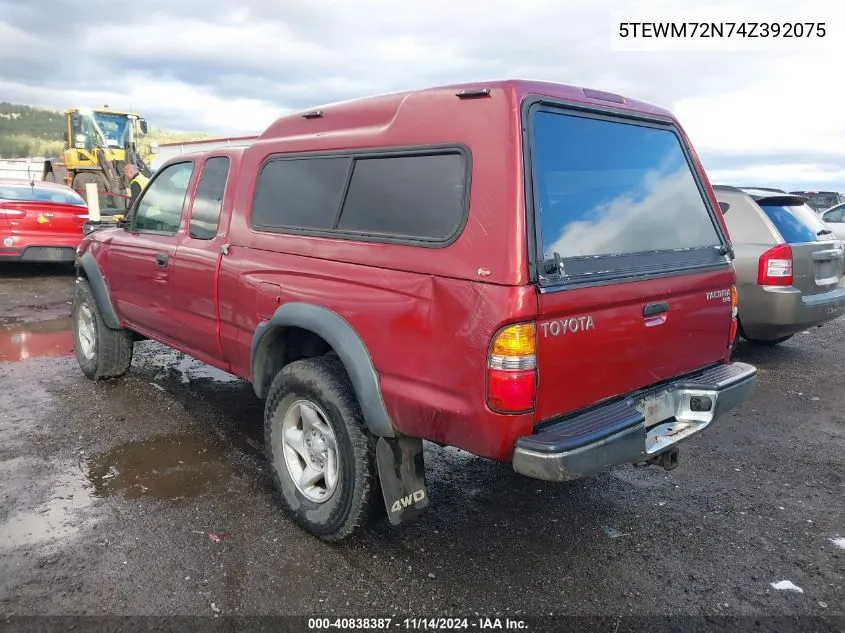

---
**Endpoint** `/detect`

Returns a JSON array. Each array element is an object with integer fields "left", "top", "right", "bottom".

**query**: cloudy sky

[{"left": 0, "top": 0, "right": 841, "bottom": 190}]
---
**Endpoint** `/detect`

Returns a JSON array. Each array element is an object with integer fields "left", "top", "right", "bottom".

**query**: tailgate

[
  {"left": 755, "top": 198, "right": 845, "bottom": 296},
  {"left": 790, "top": 240, "right": 845, "bottom": 296},
  {"left": 525, "top": 101, "right": 734, "bottom": 423},
  {"left": 535, "top": 268, "right": 733, "bottom": 421}
]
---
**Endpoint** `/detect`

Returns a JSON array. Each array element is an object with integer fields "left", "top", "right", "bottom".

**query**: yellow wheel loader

[{"left": 42, "top": 107, "right": 155, "bottom": 212}]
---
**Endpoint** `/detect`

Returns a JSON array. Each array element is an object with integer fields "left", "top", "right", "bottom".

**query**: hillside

[{"left": 0, "top": 102, "right": 212, "bottom": 158}]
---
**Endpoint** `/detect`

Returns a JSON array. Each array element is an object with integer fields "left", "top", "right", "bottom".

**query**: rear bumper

[
  {"left": 512, "top": 362, "right": 757, "bottom": 482},
  {"left": 739, "top": 284, "right": 845, "bottom": 340},
  {"left": 0, "top": 245, "right": 77, "bottom": 263}
]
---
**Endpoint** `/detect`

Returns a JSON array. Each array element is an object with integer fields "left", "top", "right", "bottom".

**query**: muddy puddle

[
  {"left": 0, "top": 316, "right": 73, "bottom": 362},
  {"left": 0, "top": 462, "right": 96, "bottom": 552},
  {"left": 85, "top": 432, "right": 233, "bottom": 501}
]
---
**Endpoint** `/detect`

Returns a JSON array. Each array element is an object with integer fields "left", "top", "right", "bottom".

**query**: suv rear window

[
  {"left": 530, "top": 110, "right": 722, "bottom": 281},
  {"left": 758, "top": 202, "right": 830, "bottom": 243}
]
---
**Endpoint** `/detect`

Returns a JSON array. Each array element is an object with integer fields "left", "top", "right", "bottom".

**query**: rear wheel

[
  {"left": 737, "top": 319, "right": 794, "bottom": 346},
  {"left": 742, "top": 333, "right": 794, "bottom": 346},
  {"left": 72, "top": 280, "right": 134, "bottom": 379},
  {"left": 264, "top": 356, "right": 378, "bottom": 541},
  {"left": 72, "top": 172, "right": 117, "bottom": 210}
]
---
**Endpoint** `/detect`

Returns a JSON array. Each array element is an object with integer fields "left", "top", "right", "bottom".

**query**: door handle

[
  {"left": 155, "top": 253, "right": 169, "bottom": 268},
  {"left": 643, "top": 302, "right": 668, "bottom": 317}
]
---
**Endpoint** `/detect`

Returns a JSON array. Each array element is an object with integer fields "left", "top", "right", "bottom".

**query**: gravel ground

[{"left": 0, "top": 263, "right": 843, "bottom": 631}]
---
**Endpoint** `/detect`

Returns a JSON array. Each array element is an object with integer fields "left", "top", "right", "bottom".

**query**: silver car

[
  {"left": 819, "top": 203, "right": 845, "bottom": 241},
  {"left": 714, "top": 186, "right": 845, "bottom": 345}
]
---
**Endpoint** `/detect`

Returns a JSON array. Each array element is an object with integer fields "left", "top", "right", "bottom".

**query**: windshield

[
  {"left": 92, "top": 112, "right": 132, "bottom": 148},
  {"left": 758, "top": 202, "right": 831, "bottom": 243},
  {"left": 0, "top": 184, "right": 86, "bottom": 206}
]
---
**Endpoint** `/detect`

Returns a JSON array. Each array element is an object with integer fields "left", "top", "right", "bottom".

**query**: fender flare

[
  {"left": 251, "top": 302, "right": 398, "bottom": 438},
  {"left": 77, "top": 252, "right": 121, "bottom": 330}
]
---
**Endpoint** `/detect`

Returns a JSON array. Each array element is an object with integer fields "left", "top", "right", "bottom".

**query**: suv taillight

[
  {"left": 757, "top": 244, "right": 793, "bottom": 286},
  {"left": 487, "top": 322, "right": 536, "bottom": 414}
]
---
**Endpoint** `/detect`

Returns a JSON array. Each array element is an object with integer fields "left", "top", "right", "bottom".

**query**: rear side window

[
  {"left": 251, "top": 149, "right": 468, "bottom": 244},
  {"left": 253, "top": 157, "right": 350, "bottom": 230},
  {"left": 190, "top": 157, "right": 230, "bottom": 240},
  {"left": 823, "top": 206, "right": 845, "bottom": 223},
  {"left": 758, "top": 202, "right": 829, "bottom": 243},
  {"left": 530, "top": 110, "right": 721, "bottom": 271},
  {"left": 337, "top": 154, "right": 465, "bottom": 240}
]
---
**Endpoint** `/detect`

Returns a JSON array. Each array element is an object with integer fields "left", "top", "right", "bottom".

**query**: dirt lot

[{"left": 0, "top": 263, "right": 843, "bottom": 629}]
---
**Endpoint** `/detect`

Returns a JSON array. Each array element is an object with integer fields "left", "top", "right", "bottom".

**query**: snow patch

[{"left": 771, "top": 580, "right": 803, "bottom": 593}]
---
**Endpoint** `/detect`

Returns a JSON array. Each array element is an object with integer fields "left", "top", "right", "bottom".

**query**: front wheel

[
  {"left": 264, "top": 356, "right": 379, "bottom": 541},
  {"left": 72, "top": 279, "right": 134, "bottom": 379}
]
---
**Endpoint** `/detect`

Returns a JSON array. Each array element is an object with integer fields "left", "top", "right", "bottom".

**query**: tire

[
  {"left": 264, "top": 356, "right": 379, "bottom": 541},
  {"left": 73, "top": 172, "right": 117, "bottom": 210},
  {"left": 737, "top": 319, "right": 794, "bottom": 346},
  {"left": 71, "top": 279, "right": 134, "bottom": 380},
  {"left": 743, "top": 334, "right": 794, "bottom": 346}
]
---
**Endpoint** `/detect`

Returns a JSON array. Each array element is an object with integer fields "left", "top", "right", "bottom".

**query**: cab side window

[
  {"left": 132, "top": 161, "right": 194, "bottom": 234},
  {"left": 189, "top": 157, "right": 230, "bottom": 239},
  {"left": 823, "top": 206, "right": 845, "bottom": 223}
]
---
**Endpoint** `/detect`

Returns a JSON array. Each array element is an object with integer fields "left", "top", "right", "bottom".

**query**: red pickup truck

[{"left": 72, "top": 79, "right": 757, "bottom": 541}]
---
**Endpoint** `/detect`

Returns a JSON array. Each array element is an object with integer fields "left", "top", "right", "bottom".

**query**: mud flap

[{"left": 375, "top": 436, "right": 429, "bottom": 526}]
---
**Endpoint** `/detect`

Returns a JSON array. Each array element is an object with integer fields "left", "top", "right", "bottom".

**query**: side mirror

[
  {"left": 149, "top": 141, "right": 159, "bottom": 154},
  {"left": 119, "top": 207, "right": 133, "bottom": 228},
  {"left": 139, "top": 119, "right": 148, "bottom": 135}
]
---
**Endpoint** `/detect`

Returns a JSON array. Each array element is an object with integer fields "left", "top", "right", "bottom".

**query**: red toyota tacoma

[{"left": 72, "top": 80, "right": 757, "bottom": 541}]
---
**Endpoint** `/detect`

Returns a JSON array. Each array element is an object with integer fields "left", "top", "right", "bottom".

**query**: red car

[
  {"left": 0, "top": 178, "right": 89, "bottom": 263},
  {"left": 72, "top": 79, "right": 757, "bottom": 541}
]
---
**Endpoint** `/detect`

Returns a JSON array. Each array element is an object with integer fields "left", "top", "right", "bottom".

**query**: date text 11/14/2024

[{"left": 308, "top": 617, "right": 528, "bottom": 630}]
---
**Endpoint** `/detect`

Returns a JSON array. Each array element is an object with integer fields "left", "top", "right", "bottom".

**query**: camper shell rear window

[{"left": 525, "top": 103, "right": 727, "bottom": 286}]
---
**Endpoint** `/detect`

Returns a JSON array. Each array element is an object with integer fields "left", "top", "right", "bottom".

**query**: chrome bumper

[{"left": 512, "top": 362, "right": 757, "bottom": 482}]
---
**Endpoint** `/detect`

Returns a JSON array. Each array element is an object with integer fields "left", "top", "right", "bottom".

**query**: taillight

[
  {"left": 729, "top": 284, "right": 738, "bottom": 345},
  {"left": 757, "top": 244, "right": 793, "bottom": 286},
  {"left": 487, "top": 322, "right": 536, "bottom": 414}
]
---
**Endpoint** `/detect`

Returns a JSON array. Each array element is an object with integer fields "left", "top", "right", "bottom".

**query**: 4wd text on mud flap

[
  {"left": 391, "top": 489, "right": 426, "bottom": 513},
  {"left": 540, "top": 316, "right": 595, "bottom": 337}
]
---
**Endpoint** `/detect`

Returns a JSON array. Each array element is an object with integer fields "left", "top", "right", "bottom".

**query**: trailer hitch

[{"left": 646, "top": 447, "right": 680, "bottom": 471}]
